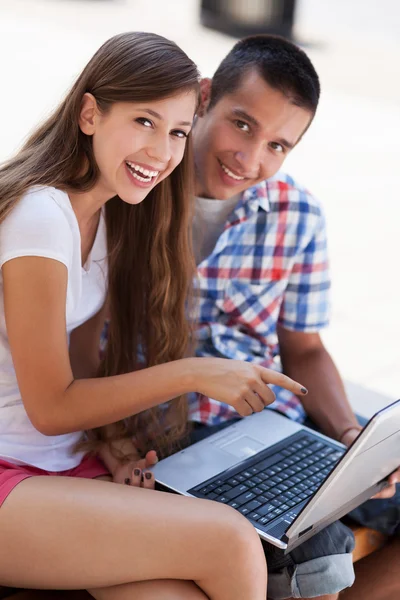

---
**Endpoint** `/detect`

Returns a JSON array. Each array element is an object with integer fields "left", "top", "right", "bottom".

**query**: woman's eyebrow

[{"left": 142, "top": 109, "right": 191, "bottom": 127}]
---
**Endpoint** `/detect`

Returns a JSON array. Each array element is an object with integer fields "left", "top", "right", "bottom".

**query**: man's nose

[
  {"left": 235, "top": 143, "right": 264, "bottom": 176},
  {"left": 146, "top": 133, "right": 171, "bottom": 166}
]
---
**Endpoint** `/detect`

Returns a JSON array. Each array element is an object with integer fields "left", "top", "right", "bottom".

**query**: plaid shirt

[{"left": 189, "top": 171, "right": 331, "bottom": 425}]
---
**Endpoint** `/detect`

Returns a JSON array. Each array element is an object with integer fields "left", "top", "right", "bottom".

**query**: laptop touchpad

[{"left": 216, "top": 435, "right": 264, "bottom": 459}]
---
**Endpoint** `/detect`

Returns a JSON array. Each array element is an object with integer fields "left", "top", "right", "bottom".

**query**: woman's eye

[
  {"left": 270, "top": 142, "right": 284, "bottom": 153},
  {"left": 235, "top": 120, "right": 250, "bottom": 133},
  {"left": 171, "top": 130, "right": 188, "bottom": 139},
  {"left": 136, "top": 118, "right": 153, "bottom": 128}
]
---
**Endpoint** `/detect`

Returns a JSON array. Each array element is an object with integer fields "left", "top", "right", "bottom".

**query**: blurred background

[{"left": 0, "top": 0, "right": 399, "bottom": 415}]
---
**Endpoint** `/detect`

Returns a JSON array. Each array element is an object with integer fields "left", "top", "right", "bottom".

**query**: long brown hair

[{"left": 0, "top": 32, "right": 200, "bottom": 458}]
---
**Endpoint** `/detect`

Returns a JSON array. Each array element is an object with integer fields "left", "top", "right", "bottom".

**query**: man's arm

[
  {"left": 278, "top": 325, "right": 400, "bottom": 498},
  {"left": 277, "top": 325, "right": 360, "bottom": 442}
]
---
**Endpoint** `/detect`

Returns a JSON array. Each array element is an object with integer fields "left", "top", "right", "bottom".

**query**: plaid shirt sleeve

[{"left": 278, "top": 202, "right": 331, "bottom": 332}]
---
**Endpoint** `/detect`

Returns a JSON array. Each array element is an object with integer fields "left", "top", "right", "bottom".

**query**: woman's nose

[{"left": 146, "top": 134, "right": 171, "bottom": 166}]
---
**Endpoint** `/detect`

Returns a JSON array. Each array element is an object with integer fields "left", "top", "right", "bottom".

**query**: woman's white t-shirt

[{"left": 0, "top": 186, "right": 107, "bottom": 471}]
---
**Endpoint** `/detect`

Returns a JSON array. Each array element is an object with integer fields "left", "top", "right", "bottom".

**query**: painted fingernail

[
  {"left": 124, "top": 478, "right": 131, "bottom": 485},
  {"left": 145, "top": 472, "right": 152, "bottom": 480},
  {"left": 133, "top": 468, "right": 141, "bottom": 477},
  {"left": 301, "top": 387, "right": 308, "bottom": 394}
]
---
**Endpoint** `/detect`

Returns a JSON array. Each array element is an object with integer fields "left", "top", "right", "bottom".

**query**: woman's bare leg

[
  {"left": 89, "top": 579, "right": 208, "bottom": 599},
  {"left": 0, "top": 476, "right": 267, "bottom": 599}
]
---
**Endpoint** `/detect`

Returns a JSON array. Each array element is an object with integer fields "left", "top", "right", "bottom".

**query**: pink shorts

[{"left": 0, "top": 456, "right": 109, "bottom": 507}]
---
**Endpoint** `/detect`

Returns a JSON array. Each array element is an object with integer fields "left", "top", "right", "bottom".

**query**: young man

[{"left": 189, "top": 35, "right": 400, "bottom": 600}]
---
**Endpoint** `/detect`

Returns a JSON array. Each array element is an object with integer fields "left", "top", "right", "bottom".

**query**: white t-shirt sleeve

[{"left": 0, "top": 187, "right": 73, "bottom": 269}]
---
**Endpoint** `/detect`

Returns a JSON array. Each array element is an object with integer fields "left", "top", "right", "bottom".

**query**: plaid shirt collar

[{"left": 236, "top": 179, "right": 271, "bottom": 216}]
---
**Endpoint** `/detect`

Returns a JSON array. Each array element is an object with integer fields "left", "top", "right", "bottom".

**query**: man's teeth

[
  {"left": 220, "top": 162, "right": 244, "bottom": 181},
  {"left": 126, "top": 161, "right": 159, "bottom": 182}
]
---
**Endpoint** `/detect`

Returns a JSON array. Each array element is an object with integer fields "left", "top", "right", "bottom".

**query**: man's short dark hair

[{"left": 209, "top": 35, "right": 320, "bottom": 114}]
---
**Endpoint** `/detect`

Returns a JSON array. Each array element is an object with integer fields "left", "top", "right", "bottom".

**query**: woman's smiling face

[{"left": 79, "top": 90, "right": 197, "bottom": 204}]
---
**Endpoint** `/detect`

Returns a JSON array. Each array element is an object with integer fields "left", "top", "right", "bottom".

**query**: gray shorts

[
  {"left": 264, "top": 520, "right": 355, "bottom": 599},
  {"left": 189, "top": 422, "right": 355, "bottom": 599}
]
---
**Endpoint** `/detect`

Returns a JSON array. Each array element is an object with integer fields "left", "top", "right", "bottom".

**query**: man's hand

[
  {"left": 342, "top": 428, "right": 399, "bottom": 499},
  {"left": 112, "top": 449, "right": 158, "bottom": 488}
]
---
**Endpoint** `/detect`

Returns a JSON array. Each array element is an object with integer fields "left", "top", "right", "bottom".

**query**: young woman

[{"left": 0, "top": 32, "right": 307, "bottom": 599}]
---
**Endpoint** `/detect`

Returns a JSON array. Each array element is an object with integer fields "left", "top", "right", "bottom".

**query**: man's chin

[{"left": 216, "top": 185, "right": 246, "bottom": 201}]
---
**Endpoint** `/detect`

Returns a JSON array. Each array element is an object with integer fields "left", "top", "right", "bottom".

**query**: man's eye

[
  {"left": 136, "top": 118, "right": 153, "bottom": 128},
  {"left": 235, "top": 120, "right": 250, "bottom": 133},
  {"left": 270, "top": 142, "right": 284, "bottom": 153},
  {"left": 171, "top": 130, "right": 188, "bottom": 139}
]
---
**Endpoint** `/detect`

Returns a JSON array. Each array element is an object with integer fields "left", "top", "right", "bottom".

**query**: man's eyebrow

[
  {"left": 142, "top": 109, "right": 192, "bottom": 127},
  {"left": 276, "top": 137, "right": 295, "bottom": 151},
  {"left": 232, "top": 108, "right": 260, "bottom": 129}
]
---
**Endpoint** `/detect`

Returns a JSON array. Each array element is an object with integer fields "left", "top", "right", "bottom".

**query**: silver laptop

[{"left": 152, "top": 399, "right": 400, "bottom": 552}]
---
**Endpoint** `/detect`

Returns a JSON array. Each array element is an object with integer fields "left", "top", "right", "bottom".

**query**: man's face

[{"left": 193, "top": 69, "right": 313, "bottom": 199}]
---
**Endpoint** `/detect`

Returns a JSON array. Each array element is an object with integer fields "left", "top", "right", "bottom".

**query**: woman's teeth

[
  {"left": 220, "top": 162, "right": 245, "bottom": 181},
  {"left": 126, "top": 161, "right": 159, "bottom": 183}
]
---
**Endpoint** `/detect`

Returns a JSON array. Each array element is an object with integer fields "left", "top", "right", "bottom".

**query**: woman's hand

[
  {"left": 113, "top": 450, "right": 158, "bottom": 489},
  {"left": 191, "top": 357, "right": 307, "bottom": 417}
]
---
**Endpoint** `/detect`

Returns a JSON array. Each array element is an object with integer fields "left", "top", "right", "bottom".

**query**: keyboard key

[
  {"left": 226, "top": 478, "right": 240, "bottom": 487},
  {"left": 249, "top": 512, "right": 261, "bottom": 521},
  {"left": 259, "top": 516, "right": 274, "bottom": 526},
  {"left": 276, "top": 484, "right": 289, "bottom": 492},
  {"left": 214, "top": 485, "right": 232, "bottom": 495},
  {"left": 259, "top": 483, "right": 272, "bottom": 492},
  {"left": 235, "top": 491, "right": 256, "bottom": 506},
  {"left": 249, "top": 467, "right": 260, "bottom": 474},
  {"left": 251, "top": 476, "right": 263, "bottom": 485},
  {"left": 310, "top": 442, "right": 325, "bottom": 451},
  {"left": 257, "top": 503, "right": 276, "bottom": 516},
  {"left": 243, "top": 500, "right": 262, "bottom": 512},
  {"left": 245, "top": 480, "right": 256, "bottom": 488},
  {"left": 224, "top": 484, "right": 249, "bottom": 500},
  {"left": 270, "top": 476, "right": 283, "bottom": 483},
  {"left": 239, "top": 507, "right": 250, "bottom": 515}
]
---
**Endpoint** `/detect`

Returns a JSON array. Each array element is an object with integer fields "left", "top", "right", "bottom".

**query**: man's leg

[{"left": 264, "top": 521, "right": 355, "bottom": 599}]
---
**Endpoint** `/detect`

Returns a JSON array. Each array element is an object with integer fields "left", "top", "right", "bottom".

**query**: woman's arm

[{"left": 3, "top": 256, "right": 306, "bottom": 437}]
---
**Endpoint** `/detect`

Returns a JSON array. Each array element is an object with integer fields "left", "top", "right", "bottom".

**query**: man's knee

[{"left": 265, "top": 521, "right": 355, "bottom": 599}]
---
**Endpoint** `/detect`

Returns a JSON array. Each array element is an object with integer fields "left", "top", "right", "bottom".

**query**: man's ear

[
  {"left": 78, "top": 93, "right": 98, "bottom": 135},
  {"left": 197, "top": 78, "right": 212, "bottom": 117}
]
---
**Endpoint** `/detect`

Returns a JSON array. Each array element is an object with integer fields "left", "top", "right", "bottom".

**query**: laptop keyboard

[{"left": 190, "top": 433, "right": 345, "bottom": 529}]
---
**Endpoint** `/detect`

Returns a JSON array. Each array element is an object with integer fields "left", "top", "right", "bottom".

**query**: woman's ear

[
  {"left": 197, "top": 78, "right": 212, "bottom": 117},
  {"left": 78, "top": 93, "right": 98, "bottom": 135}
]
